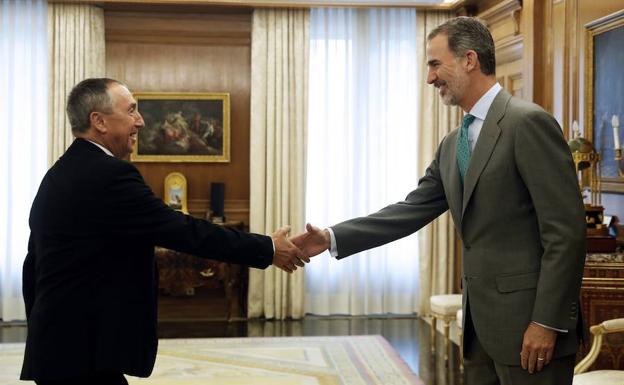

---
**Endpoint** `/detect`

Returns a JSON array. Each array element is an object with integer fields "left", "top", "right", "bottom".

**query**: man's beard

[{"left": 439, "top": 70, "right": 467, "bottom": 106}]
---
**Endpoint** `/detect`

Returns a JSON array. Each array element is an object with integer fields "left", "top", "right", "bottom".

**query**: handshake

[{"left": 270, "top": 223, "right": 330, "bottom": 273}]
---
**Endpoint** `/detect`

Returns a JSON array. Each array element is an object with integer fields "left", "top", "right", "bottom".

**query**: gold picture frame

[
  {"left": 131, "top": 92, "right": 230, "bottom": 163},
  {"left": 164, "top": 172, "right": 188, "bottom": 214},
  {"left": 585, "top": 10, "right": 624, "bottom": 193}
]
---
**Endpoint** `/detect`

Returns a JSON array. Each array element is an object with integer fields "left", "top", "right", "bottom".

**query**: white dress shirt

[{"left": 465, "top": 82, "right": 502, "bottom": 152}]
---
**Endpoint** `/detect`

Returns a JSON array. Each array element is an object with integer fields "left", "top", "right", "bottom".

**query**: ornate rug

[{"left": 0, "top": 335, "right": 422, "bottom": 385}]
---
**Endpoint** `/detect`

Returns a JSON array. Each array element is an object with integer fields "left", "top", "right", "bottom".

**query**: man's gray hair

[
  {"left": 66, "top": 78, "right": 123, "bottom": 133},
  {"left": 427, "top": 16, "right": 496, "bottom": 76}
]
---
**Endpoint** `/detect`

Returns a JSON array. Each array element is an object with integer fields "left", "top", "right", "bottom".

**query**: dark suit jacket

[
  {"left": 330, "top": 90, "right": 586, "bottom": 365},
  {"left": 21, "top": 138, "right": 273, "bottom": 380}
]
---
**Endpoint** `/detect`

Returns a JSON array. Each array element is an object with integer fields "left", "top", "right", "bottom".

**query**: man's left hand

[{"left": 520, "top": 322, "right": 557, "bottom": 374}]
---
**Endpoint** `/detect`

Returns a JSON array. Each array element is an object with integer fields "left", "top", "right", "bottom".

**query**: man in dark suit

[
  {"left": 21, "top": 78, "right": 307, "bottom": 385},
  {"left": 293, "top": 17, "right": 586, "bottom": 385}
]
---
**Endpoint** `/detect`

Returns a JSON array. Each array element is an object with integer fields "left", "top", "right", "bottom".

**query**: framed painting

[
  {"left": 131, "top": 92, "right": 230, "bottom": 162},
  {"left": 585, "top": 10, "right": 624, "bottom": 193}
]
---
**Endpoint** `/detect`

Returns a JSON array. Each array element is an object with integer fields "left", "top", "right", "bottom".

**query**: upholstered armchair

[{"left": 573, "top": 318, "right": 624, "bottom": 385}]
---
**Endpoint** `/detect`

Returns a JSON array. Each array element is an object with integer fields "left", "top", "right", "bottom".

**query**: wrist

[{"left": 322, "top": 229, "right": 331, "bottom": 249}]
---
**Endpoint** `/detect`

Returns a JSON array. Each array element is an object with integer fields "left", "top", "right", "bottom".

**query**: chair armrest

[
  {"left": 602, "top": 318, "right": 624, "bottom": 332},
  {"left": 574, "top": 318, "right": 624, "bottom": 374}
]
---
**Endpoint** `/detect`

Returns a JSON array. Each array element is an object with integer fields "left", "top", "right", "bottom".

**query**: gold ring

[{"left": 537, "top": 357, "right": 545, "bottom": 361}]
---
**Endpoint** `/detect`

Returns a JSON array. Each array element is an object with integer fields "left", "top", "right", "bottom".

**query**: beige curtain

[
  {"left": 247, "top": 9, "right": 310, "bottom": 320},
  {"left": 48, "top": 4, "right": 105, "bottom": 165},
  {"left": 416, "top": 11, "right": 463, "bottom": 315}
]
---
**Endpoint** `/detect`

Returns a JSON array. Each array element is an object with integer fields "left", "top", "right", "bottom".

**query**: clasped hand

[
  {"left": 271, "top": 226, "right": 310, "bottom": 273},
  {"left": 271, "top": 223, "right": 331, "bottom": 273}
]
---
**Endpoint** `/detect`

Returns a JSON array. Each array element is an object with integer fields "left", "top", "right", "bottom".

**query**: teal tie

[{"left": 457, "top": 114, "right": 475, "bottom": 184}]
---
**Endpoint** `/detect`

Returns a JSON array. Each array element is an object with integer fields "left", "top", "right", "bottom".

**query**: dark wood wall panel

[{"left": 105, "top": 9, "right": 252, "bottom": 221}]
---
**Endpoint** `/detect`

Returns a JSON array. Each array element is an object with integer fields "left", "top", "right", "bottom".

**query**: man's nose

[
  {"left": 135, "top": 111, "right": 145, "bottom": 128},
  {"left": 426, "top": 69, "right": 436, "bottom": 85}
]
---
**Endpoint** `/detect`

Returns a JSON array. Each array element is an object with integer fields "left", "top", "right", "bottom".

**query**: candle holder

[
  {"left": 568, "top": 122, "right": 616, "bottom": 252},
  {"left": 613, "top": 115, "right": 623, "bottom": 177}
]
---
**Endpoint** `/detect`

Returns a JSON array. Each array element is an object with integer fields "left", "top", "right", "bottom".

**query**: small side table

[{"left": 156, "top": 220, "right": 248, "bottom": 320}]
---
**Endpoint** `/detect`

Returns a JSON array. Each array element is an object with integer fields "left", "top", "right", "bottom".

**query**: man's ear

[
  {"left": 464, "top": 50, "right": 479, "bottom": 72},
  {"left": 90, "top": 111, "right": 106, "bottom": 134}
]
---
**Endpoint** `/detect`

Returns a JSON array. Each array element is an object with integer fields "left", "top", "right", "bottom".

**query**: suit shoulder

[
  {"left": 501, "top": 97, "right": 559, "bottom": 130},
  {"left": 53, "top": 147, "right": 140, "bottom": 188},
  {"left": 504, "top": 97, "right": 558, "bottom": 127},
  {"left": 100, "top": 155, "right": 139, "bottom": 174},
  {"left": 505, "top": 96, "right": 547, "bottom": 117}
]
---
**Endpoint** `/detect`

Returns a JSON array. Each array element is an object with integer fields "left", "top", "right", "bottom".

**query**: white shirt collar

[
  {"left": 467, "top": 82, "right": 502, "bottom": 120},
  {"left": 86, "top": 139, "right": 114, "bottom": 157}
]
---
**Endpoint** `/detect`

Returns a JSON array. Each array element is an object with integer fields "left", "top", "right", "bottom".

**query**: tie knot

[{"left": 462, "top": 114, "right": 475, "bottom": 129}]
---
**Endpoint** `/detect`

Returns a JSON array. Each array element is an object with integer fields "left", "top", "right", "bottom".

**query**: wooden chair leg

[
  {"left": 443, "top": 320, "right": 450, "bottom": 363},
  {"left": 431, "top": 316, "right": 437, "bottom": 354},
  {"left": 459, "top": 328, "right": 464, "bottom": 372}
]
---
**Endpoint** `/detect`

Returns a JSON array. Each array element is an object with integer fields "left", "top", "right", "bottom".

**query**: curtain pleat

[
  {"left": 0, "top": 0, "right": 48, "bottom": 321},
  {"left": 248, "top": 9, "right": 310, "bottom": 320},
  {"left": 48, "top": 4, "right": 105, "bottom": 165}
]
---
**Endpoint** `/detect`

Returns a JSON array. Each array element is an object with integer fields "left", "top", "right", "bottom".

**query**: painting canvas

[
  {"left": 131, "top": 93, "right": 230, "bottom": 162},
  {"left": 585, "top": 10, "right": 624, "bottom": 192}
]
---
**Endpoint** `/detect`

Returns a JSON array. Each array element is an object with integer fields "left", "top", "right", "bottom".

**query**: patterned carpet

[{"left": 0, "top": 335, "right": 422, "bottom": 385}]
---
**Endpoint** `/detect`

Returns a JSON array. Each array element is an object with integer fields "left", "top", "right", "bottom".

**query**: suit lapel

[{"left": 461, "top": 90, "right": 510, "bottom": 218}]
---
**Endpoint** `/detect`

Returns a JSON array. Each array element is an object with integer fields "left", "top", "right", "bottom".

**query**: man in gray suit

[{"left": 293, "top": 17, "right": 586, "bottom": 385}]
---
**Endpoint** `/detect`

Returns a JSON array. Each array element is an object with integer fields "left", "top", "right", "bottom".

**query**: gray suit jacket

[{"left": 331, "top": 89, "right": 586, "bottom": 365}]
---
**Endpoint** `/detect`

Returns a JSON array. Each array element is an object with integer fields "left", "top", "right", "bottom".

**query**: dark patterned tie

[{"left": 457, "top": 114, "right": 475, "bottom": 184}]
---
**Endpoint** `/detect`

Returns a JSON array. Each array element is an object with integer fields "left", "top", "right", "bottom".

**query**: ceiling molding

[
  {"left": 477, "top": 0, "right": 521, "bottom": 26},
  {"left": 52, "top": 0, "right": 466, "bottom": 10},
  {"left": 495, "top": 34, "right": 523, "bottom": 65}
]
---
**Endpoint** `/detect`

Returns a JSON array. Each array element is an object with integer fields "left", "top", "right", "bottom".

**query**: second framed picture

[
  {"left": 131, "top": 92, "right": 230, "bottom": 163},
  {"left": 585, "top": 10, "right": 624, "bottom": 192}
]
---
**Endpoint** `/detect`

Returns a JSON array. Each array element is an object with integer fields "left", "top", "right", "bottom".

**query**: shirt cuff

[
  {"left": 327, "top": 227, "right": 338, "bottom": 259},
  {"left": 532, "top": 321, "right": 567, "bottom": 333}
]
